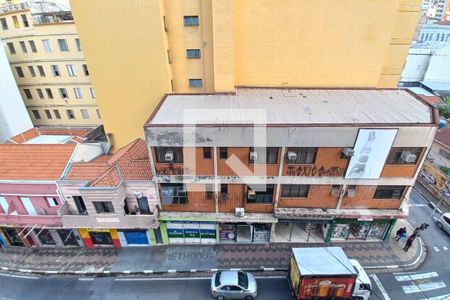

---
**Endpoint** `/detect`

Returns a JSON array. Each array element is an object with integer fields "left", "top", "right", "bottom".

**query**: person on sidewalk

[
  {"left": 395, "top": 227, "right": 407, "bottom": 241},
  {"left": 403, "top": 235, "right": 415, "bottom": 252}
]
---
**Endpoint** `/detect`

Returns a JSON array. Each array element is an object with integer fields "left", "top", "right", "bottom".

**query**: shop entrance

[
  {"left": 58, "top": 229, "right": 79, "bottom": 246},
  {"left": 89, "top": 231, "right": 113, "bottom": 245},
  {"left": 2, "top": 227, "right": 24, "bottom": 246},
  {"left": 219, "top": 223, "right": 271, "bottom": 243}
]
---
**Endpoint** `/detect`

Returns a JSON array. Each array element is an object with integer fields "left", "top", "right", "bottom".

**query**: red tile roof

[
  {"left": 6, "top": 127, "right": 93, "bottom": 144},
  {"left": 0, "top": 144, "right": 76, "bottom": 181},
  {"left": 64, "top": 139, "right": 151, "bottom": 187},
  {"left": 435, "top": 127, "right": 450, "bottom": 148}
]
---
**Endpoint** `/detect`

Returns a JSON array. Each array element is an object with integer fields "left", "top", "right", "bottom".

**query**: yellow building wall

[
  {"left": 0, "top": 8, "right": 100, "bottom": 127},
  {"left": 232, "top": 0, "right": 420, "bottom": 89},
  {"left": 70, "top": 0, "right": 171, "bottom": 150}
]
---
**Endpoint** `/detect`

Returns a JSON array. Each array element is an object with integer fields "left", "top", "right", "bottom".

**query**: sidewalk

[{"left": 0, "top": 220, "right": 425, "bottom": 276}]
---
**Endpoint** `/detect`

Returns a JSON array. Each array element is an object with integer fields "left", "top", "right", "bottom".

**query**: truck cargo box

[{"left": 288, "top": 247, "right": 357, "bottom": 300}]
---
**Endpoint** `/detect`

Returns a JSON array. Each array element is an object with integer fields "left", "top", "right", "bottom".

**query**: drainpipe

[{"left": 213, "top": 146, "right": 219, "bottom": 213}]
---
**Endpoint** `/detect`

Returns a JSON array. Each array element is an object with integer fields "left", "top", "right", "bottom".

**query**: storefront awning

[
  {"left": 275, "top": 206, "right": 408, "bottom": 220},
  {"left": 159, "top": 212, "right": 278, "bottom": 223}
]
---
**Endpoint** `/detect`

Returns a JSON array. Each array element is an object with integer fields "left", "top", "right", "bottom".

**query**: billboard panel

[{"left": 345, "top": 129, "right": 397, "bottom": 179}]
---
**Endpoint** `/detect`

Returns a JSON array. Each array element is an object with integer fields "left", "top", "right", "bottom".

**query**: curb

[
  {"left": 0, "top": 266, "right": 290, "bottom": 277},
  {"left": 363, "top": 237, "right": 426, "bottom": 270}
]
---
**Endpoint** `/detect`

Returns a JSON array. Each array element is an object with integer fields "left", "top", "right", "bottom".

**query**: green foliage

[
  {"left": 438, "top": 103, "right": 450, "bottom": 119},
  {"left": 440, "top": 166, "right": 450, "bottom": 175}
]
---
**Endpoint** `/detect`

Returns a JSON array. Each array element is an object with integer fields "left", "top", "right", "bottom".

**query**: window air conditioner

[
  {"left": 164, "top": 151, "right": 174, "bottom": 162},
  {"left": 247, "top": 189, "right": 256, "bottom": 200},
  {"left": 400, "top": 151, "right": 417, "bottom": 163},
  {"left": 235, "top": 207, "right": 245, "bottom": 217},
  {"left": 347, "top": 187, "right": 356, "bottom": 198},
  {"left": 249, "top": 151, "right": 258, "bottom": 161},
  {"left": 331, "top": 186, "right": 340, "bottom": 197},
  {"left": 287, "top": 151, "right": 297, "bottom": 161},
  {"left": 342, "top": 148, "right": 355, "bottom": 157}
]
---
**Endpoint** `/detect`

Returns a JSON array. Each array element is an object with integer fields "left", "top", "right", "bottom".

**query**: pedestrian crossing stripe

[
  {"left": 402, "top": 281, "right": 446, "bottom": 294},
  {"left": 434, "top": 247, "right": 440, "bottom": 252},
  {"left": 395, "top": 272, "right": 438, "bottom": 282},
  {"left": 444, "top": 247, "right": 448, "bottom": 251},
  {"left": 419, "top": 293, "right": 450, "bottom": 300}
]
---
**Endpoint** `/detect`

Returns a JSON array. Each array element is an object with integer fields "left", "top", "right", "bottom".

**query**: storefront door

[
  {"left": 236, "top": 225, "right": 252, "bottom": 243},
  {"left": 89, "top": 231, "right": 113, "bottom": 245},
  {"left": 253, "top": 224, "right": 271, "bottom": 243},
  {"left": 57, "top": 229, "right": 79, "bottom": 246},
  {"left": 124, "top": 230, "right": 149, "bottom": 245},
  {"left": 2, "top": 227, "right": 24, "bottom": 246},
  {"left": 34, "top": 229, "right": 56, "bottom": 245}
]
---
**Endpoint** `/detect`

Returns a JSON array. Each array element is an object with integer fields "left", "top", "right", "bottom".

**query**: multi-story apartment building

[
  {"left": 417, "top": 22, "right": 450, "bottom": 42},
  {"left": 144, "top": 88, "right": 438, "bottom": 244},
  {"left": 57, "top": 139, "right": 161, "bottom": 248},
  {"left": 70, "top": 0, "right": 422, "bottom": 149},
  {"left": 0, "top": 36, "right": 32, "bottom": 142},
  {"left": 0, "top": 1, "right": 101, "bottom": 127}
]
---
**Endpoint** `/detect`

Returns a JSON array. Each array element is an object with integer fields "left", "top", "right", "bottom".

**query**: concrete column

[
  {"left": 213, "top": 146, "right": 219, "bottom": 213},
  {"left": 335, "top": 184, "right": 347, "bottom": 210},
  {"left": 274, "top": 147, "right": 286, "bottom": 210}
]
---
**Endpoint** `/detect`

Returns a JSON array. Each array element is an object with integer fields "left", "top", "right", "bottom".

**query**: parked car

[
  {"left": 211, "top": 270, "right": 257, "bottom": 300},
  {"left": 436, "top": 212, "right": 450, "bottom": 235}
]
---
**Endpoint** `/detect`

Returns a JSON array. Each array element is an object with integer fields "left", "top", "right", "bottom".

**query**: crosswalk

[
  {"left": 393, "top": 271, "right": 448, "bottom": 297},
  {"left": 432, "top": 246, "right": 449, "bottom": 252}
]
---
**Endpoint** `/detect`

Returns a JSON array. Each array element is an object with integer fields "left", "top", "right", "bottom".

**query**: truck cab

[{"left": 349, "top": 259, "right": 372, "bottom": 300}]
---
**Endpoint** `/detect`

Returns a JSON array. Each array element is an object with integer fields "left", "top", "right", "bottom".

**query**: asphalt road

[
  {"left": 370, "top": 188, "right": 450, "bottom": 300},
  {"left": 0, "top": 274, "right": 292, "bottom": 300}
]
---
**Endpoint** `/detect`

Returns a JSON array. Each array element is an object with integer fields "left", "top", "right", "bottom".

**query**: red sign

[{"left": 298, "top": 276, "right": 355, "bottom": 299}]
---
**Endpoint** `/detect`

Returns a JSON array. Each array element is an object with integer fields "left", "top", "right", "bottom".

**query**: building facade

[
  {"left": 0, "top": 142, "right": 103, "bottom": 248},
  {"left": 58, "top": 139, "right": 161, "bottom": 248},
  {"left": 0, "top": 36, "right": 32, "bottom": 143},
  {"left": 417, "top": 21, "right": 450, "bottom": 42},
  {"left": 144, "top": 88, "right": 438, "bottom": 244},
  {"left": 70, "top": 0, "right": 422, "bottom": 149},
  {"left": 0, "top": 1, "right": 101, "bottom": 127}
]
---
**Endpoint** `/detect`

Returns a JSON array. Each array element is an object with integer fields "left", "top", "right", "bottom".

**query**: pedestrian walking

[
  {"left": 403, "top": 235, "right": 415, "bottom": 252},
  {"left": 395, "top": 227, "right": 407, "bottom": 241}
]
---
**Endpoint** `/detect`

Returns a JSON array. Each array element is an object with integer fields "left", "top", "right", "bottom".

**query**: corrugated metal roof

[
  {"left": 147, "top": 89, "right": 432, "bottom": 126},
  {"left": 292, "top": 247, "right": 356, "bottom": 276}
]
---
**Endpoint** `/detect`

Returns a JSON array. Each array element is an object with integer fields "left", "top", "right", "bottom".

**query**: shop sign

[
  {"left": 219, "top": 225, "right": 236, "bottom": 240},
  {"left": 87, "top": 229, "right": 110, "bottom": 233},
  {"left": 184, "top": 228, "right": 200, "bottom": 238},
  {"left": 167, "top": 228, "right": 183, "bottom": 238},
  {"left": 200, "top": 229, "right": 216, "bottom": 239},
  {"left": 286, "top": 165, "right": 345, "bottom": 177}
]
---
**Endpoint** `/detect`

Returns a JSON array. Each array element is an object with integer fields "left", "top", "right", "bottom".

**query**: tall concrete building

[
  {"left": 0, "top": 1, "right": 101, "bottom": 127},
  {"left": 0, "top": 36, "right": 32, "bottom": 143},
  {"left": 70, "top": 0, "right": 423, "bottom": 149}
]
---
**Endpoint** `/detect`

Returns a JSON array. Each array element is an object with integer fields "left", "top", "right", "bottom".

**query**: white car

[
  {"left": 211, "top": 270, "right": 257, "bottom": 300},
  {"left": 436, "top": 212, "right": 450, "bottom": 235}
]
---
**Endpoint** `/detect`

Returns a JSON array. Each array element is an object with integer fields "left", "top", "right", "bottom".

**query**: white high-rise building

[{"left": 0, "top": 36, "right": 33, "bottom": 142}]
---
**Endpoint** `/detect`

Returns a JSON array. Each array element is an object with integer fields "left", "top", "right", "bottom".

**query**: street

[
  {"left": 370, "top": 188, "right": 450, "bottom": 300},
  {"left": 0, "top": 188, "right": 448, "bottom": 300}
]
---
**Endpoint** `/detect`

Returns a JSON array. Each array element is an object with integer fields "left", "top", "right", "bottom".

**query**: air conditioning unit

[
  {"left": 347, "top": 187, "right": 356, "bottom": 198},
  {"left": 331, "top": 186, "right": 340, "bottom": 197},
  {"left": 164, "top": 151, "right": 174, "bottom": 162},
  {"left": 287, "top": 151, "right": 297, "bottom": 161},
  {"left": 235, "top": 207, "right": 245, "bottom": 217},
  {"left": 342, "top": 148, "right": 355, "bottom": 157},
  {"left": 400, "top": 151, "right": 417, "bottom": 163},
  {"left": 247, "top": 189, "right": 256, "bottom": 200},
  {"left": 249, "top": 151, "right": 258, "bottom": 161}
]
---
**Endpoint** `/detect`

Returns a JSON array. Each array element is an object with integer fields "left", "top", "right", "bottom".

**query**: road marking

[
  {"left": 78, "top": 278, "right": 94, "bottom": 281},
  {"left": 419, "top": 293, "right": 450, "bottom": 300},
  {"left": 115, "top": 278, "right": 153, "bottom": 281},
  {"left": 370, "top": 274, "right": 391, "bottom": 300},
  {"left": 403, "top": 281, "right": 446, "bottom": 294},
  {"left": 255, "top": 276, "right": 286, "bottom": 279},
  {"left": 395, "top": 272, "right": 439, "bottom": 282},
  {"left": 434, "top": 247, "right": 440, "bottom": 252},
  {"left": 10, "top": 274, "right": 39, "bottom": 279},
  {"left": 443, "top": 247, "right": 448, "bottom": 251},
  {"left": 409, "top": 204, "right": 427, "bottom": 207},
  {"left": 0, "top": 273, "right": 11, "bottom": 277}
]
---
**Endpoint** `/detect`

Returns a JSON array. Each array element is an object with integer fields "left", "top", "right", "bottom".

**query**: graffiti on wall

[
  {"left": 286, "top": 165, "right": 345, "bottom": 177},
  {"left": 156, "top": 166, "right": 185, "bottom": 176}
]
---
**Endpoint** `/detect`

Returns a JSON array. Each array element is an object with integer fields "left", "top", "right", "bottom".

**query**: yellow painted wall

[
  {"left": 70, "top": 0, "right": 171, "bottom": 150},
  {"left": 233, "top": 0, "right": 420, "bottom": 88},
  {"left": 0, "top": 9, "right": 99, "bottom": 126}
]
